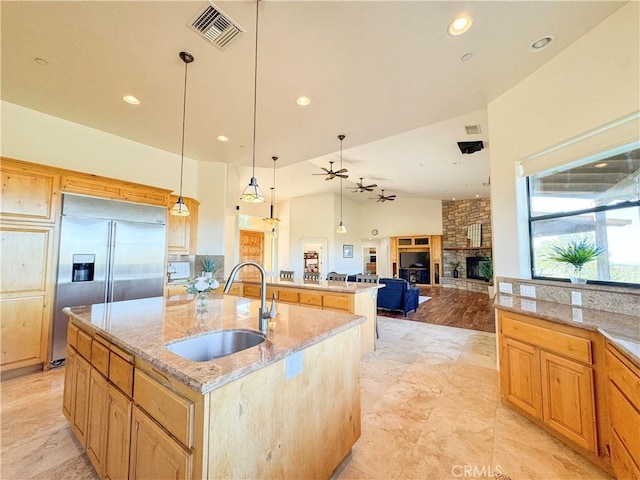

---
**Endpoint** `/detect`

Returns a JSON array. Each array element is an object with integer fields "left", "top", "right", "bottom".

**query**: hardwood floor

[{"left": 378, "top": 286, "right": 496, "bottom": 333}]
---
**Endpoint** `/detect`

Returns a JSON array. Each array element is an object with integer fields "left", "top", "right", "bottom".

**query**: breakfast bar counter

[
  {"left": 235, "top": 277, "right": 383, "bottom": 355},
  {"left": 62, "top": 294, "right": 364, "bottom": 479}
]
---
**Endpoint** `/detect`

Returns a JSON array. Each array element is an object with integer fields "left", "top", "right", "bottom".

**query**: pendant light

[
  {"left": 263, "top": 156, "right": 280, "bottom": 225},
  {"left": 170, "top": 51, "right": 194, "bottom": 217},
  {"left": 241, "top": 0, "right": 265, "bottom": 203},
  {"left": 336, "top": 134, "right": 347, "bottom": 233}
]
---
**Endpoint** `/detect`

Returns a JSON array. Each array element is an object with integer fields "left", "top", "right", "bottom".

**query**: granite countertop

[
  {"left": 494, "top": 294, "right": 640, "bottom": 366},
  {"left": 242, "top": 277, "right": 385, "bottom": 293},
  {"left": 63, "top": 294, "right": 365, "bottom": 394}
]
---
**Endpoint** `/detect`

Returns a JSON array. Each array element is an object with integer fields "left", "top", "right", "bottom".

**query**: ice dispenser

[{"left": 72, "top": 254, "right": 95, "bottom": 282}]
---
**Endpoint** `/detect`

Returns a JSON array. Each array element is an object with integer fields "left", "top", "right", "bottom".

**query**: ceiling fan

[
  {"left": 352, "top": 177, "right": 378, "bottom": 193},
  {"left": 373, "top": 189, "right": 396, "bottom": 202},
  {"left": 312, "top": 160, "right": 348, "bottom": 180}
]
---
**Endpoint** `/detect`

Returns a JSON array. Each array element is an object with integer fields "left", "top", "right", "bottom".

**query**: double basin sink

[{"left": 165, "top": 329, "right": 266, "bottom": 362}]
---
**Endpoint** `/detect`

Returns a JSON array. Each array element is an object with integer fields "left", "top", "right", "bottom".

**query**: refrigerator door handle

[{"left": 105, "top": 220, "right": 116, "bottom": 303}]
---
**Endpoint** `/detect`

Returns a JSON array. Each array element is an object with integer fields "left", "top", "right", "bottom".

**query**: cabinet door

[
  {"left": 87, "top": 369, "right": 108, "bottom": 477},
  {"left": 0, "top": 162, "right": 59, "bottom": 222},
  {"left": 167, "top": 195, "right": 198, "bottom": 254},
  {"left": 0, "top": 224, "right": 55, "bottom": 370},
  {"left": 62, "top": 347, "right": 77, "bottom": 422},
  {"left": 71, "top": 354, "right": 91, "bottom": 447},
  {"left": 540, "top": 351, "right": 597, "bottom": 453},
  {"left": 104, "top": 385, "right": 132, "bottom": 480},
  {"left": 130, "top": 407, "right": 192, "bottom": 480},
  {"left": 500, "top": 337, "right": 542, "bottom": 419}
]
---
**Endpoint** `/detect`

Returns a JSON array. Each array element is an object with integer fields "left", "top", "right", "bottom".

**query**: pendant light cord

[
  {"left": 340, "top": 136, "right": 344, "bottom": 220},
  {"left": 251, "top": 0, "right": 260, "bottom": 178},
  {"left": 179, "top": 59, "right": 189, "bottom": 199}
]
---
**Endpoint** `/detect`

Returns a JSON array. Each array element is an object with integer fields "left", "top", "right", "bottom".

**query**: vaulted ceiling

[{"left": 1, "top": 1, "right": 626, "bottom": 202}]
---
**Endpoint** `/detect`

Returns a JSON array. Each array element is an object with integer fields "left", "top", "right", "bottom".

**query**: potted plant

[
  {"left": 201, "top": 256, "right": 216, "bottom": 279},
  {"left": 548, "top": 239, "right": 604, "bottom": 284},
  {"left": 478, "top": 256, "right": 495, "bottom": 298},
  {"left": 449, "top": 261, "right": 460, "bottom": 278}
]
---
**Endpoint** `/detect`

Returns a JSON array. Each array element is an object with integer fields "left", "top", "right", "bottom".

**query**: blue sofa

[{"left": 377, "top": 278, "right": 420, "bottom": 316}]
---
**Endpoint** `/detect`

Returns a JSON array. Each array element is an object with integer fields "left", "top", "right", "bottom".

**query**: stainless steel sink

[{"left": 165, "top": 329, "right": 266, "bottom": 362}]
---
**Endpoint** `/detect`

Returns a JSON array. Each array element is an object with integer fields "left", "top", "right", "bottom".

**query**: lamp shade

[
  {"left": 336, "top": 221, "right": 347, "bottom": 234},
  {"left": 170, "top": 196, "right": 190, "bottom": 216},
  {"left": 240, "top": 177, "right": 265, "bottom": 203}
]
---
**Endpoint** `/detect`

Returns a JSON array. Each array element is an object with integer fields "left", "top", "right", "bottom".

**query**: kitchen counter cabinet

[
  {"left": 606, "top": 342, "right": 640, "bottom": 479},
  {"left": 64, "top": 295, "right": 364, "bottom": 479},
  {"left": 498, "top": 310, "right": 601, "bottom": 458},
  {"left": 238, "top": 278, "right": 382, "bottom": 355}
]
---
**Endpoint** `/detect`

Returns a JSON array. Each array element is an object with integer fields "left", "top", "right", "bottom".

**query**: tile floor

[{"left": 1, "top": 316, "right": 613, "bottom": 480}]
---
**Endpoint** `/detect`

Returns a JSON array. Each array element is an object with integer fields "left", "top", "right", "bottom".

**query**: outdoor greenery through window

[{"left": 528, "top": 143, "right": 640, "bottom": 287}]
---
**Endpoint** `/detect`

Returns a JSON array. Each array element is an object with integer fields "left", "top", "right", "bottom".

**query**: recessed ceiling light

[
  {"left": 296, "top": 96, "right": 311, "bottom": 106},
  {"left": 529, "top": 35, "right": 555, "bottom": 52},
  {"left": 35, "top": 57, "right": 49, "bottom": 66},
  {"left": 461, "top": 53, "right": 474, "bottom": 62},
  {"left": 475, "top": 194, "right": 480, "bottom": 198},
  {"left": 448, "top": 15, "right": 473, "bottom": 36},
  {"left": 594, "top": 162, "right": 608, "bottom": 168},
  {"left": 217, "top": 135, "right": 229, "bottom": 142},
  {"left": 123, "top": 95, "right": 140, "bottom": 105},
  {"left": 452, "top": 197, "right": 456, "bottom": 201}
]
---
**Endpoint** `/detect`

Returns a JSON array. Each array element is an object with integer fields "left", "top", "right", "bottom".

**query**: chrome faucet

[{"left": 223, "top": 261, "right": 272, "bottom": 334}]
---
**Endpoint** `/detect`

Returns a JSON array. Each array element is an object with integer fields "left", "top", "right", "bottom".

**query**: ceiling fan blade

[
  {"left": 365, "top": 184, "right": 377, "bottom": 189},
  {"left": 335, "top": 168, "right": 348, "bottom": 174},
  {"left": 387, "top": 197, "right": 396, "bottom": 201},
  {"left": 337, "top": 173, "right": 349, "bottom": 179},
  {"left": 325, "top": 174, "right": 336, "bottom": 180},
  {"left": 387, "top": 195, "right": 397, "bottom": 199}
]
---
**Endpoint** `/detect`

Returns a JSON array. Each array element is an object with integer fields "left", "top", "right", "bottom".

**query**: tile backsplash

[
  {"left": 496, "top": 277, "right": 639, "bottom": 317},
  {"left": 167, "top": 254, "right": 225, "bottom": 282}
]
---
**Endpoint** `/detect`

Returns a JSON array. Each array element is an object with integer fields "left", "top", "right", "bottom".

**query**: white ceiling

[{"left": 1, "top": 1, "right": 626, "bottom": 202}]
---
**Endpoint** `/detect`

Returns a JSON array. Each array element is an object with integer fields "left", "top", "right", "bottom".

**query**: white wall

[
  {"left": 359, "top": 197, "right": 443, "bottom": 238},
  {"left": 487, "top": 2, "right": 640, "bottom": 279},
  {"left": 1, "top": 101, "right": 228, "bottom": 254}
]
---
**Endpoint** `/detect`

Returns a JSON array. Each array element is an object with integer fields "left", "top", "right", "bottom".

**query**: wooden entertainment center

[{"left": 390, "top": 235, "right": 442, "bottom": 286}]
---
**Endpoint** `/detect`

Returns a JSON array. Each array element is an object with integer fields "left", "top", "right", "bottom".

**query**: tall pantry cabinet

[{"left": 1, "top": 160, "right": 60, "bottom": 372}]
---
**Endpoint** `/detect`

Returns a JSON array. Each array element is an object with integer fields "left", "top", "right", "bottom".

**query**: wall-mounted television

[{"left": 400, "top": 252, "right": 430, "bottom": 269}]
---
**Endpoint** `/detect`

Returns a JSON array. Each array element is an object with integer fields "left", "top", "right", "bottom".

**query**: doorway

[
  {"left": 300, "top": 238, "right": 327, "bottom": 279},
  {"left": 238, "top": 229, "right": 264, "bottom": 280}
]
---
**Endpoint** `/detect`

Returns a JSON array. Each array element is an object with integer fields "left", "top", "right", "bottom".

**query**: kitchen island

[
  {"left": 62, "top": 294, "right": 364, "bottom": 479},
  {"left": 234, "top": 277, "right": 383, "bottom": 356}
]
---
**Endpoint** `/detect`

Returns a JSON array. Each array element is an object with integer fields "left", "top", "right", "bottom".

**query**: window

[{"left": 528, "top": 144, "right": 640, "bottom": 287}]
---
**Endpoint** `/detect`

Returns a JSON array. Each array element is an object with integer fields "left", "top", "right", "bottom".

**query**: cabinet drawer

[
  {"left": 77, "top": 329, "right": 93, "bottom": 361},
  {"left": 606, "top": 347, "right": 640, "bottom": 407},
  {"left": 134, "top": 370, "right": 194, "bottom": 449},
  {"left": 67, "top": 323, "right": 79, "bottom": 350},
  {"left": 110, "top": 352, "right": 134, "bottom": 398},
  {"left": 91, "top": 337, "right": 110, "bottom": 377},
  {"left": 610, "top": 428, "right": 640, "bottom": 480},
  {"left": 501, "top": 315, "right": 591, "bottom": 364},
  {"left": 278, "top": 290, "right": 299, "bottom": 304},
  {"left": 607, "top": 380, "right": 640, "bottom": 466},
  {"left": 299, "top": 292, "right": 322, "bottom": 307},
  {"left": 243, "top": 284, "right": 261, "bottom": 299},
  {"left": 322, "top": 294, "right": 351, "bottom": 312}
]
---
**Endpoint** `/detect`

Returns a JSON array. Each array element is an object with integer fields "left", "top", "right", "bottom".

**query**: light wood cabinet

[
  {"left": 130, "top": 406, "right": 192, "bottom": 480},
  {"left": 0, "top": 160, "right": 60, "bottom": 222},
  {"left": 498, "top": 310, "right": 600, "bottom": 457},
  {"left": 606, "top": 343, "right": 640, "bottom": 479},
  {"left": 61, "top": 173, "right": 170, "bottom": 207},
  {"left": 87, "top": 369, "right": 109, "bottom": 477},
  {"left": 167, "top": 195, "right": 199, "bottom": 254},
  {"left": 71, "top": 353, "right": 92, "bottom": 447},
  {"left": 104, "top": 385, "right": 132, "bottom": 480}
]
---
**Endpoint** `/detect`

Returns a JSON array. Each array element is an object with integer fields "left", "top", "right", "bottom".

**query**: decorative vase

[
  {"left": 570, "top": 267, "right": 587, "bottom": 284},
  {"left": 194, "top": 291, "right": 209, "bottom": 315},
  {"left": 203, "top": 272, "right": 213, "bottom": 279},
  {"left": 453, "top": 269, "right": 459, "bottom": 278}
]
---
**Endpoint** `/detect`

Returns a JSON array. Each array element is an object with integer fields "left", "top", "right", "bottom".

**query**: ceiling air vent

[
  {"left": 465, "top": 124, "right": 482, "bottom": 135},
  {"left": 188, "top": 2, "right": 245, "bottom": 51}
]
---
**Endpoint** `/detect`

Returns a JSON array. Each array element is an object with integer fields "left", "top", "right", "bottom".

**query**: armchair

[{"left": 377, "top": 278, "right": 420, "bottom": 317}]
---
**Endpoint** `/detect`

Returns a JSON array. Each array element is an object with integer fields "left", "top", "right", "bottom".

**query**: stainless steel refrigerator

[{"left": 51, "top": 194, "right": 167, "bottom": 364}]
